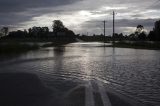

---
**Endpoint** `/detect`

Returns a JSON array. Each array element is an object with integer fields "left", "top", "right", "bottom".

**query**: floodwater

[{"left": 0, "top": 42, "right": 160, "bottom": 106}]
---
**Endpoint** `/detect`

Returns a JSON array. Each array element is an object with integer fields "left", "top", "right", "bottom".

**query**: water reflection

[
  {"left": 0, "top": 42, "right": 160, "bottom": 106},
  {"left": 53, "top": 47, "right": 65, "bottom": 56},
  {"left": 80, "top": 49, "right": 93, "bottom": 80}
]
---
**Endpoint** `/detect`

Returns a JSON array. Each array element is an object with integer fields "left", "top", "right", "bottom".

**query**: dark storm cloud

[
  {"left": 0, "top": 13, "right": 33, "bottom": 25},
  {"left": 0, "top": 0, "right": 82, "bottom": 27},
  {"left": 0, "top": 0, "right": 160, "bottom": 34},
  {"left": 0, "top": 0, "right": 81, "bottom": 13}
]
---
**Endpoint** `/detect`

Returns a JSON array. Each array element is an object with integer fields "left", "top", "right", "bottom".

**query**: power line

[
  {"left": 85, "top": 20, "right": 107, "bottom": 34},
  {"left": 143, "top": 0, "right": 160, "bottom": 9}
]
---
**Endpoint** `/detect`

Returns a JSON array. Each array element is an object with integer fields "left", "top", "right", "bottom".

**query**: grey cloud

[
  {"left": 82, "top": 18, "right": 157, "bottom": 28},
  {"left": 0, "top": 0, "right": 82, "bottom": 27},
  {"left": 0, "top": 0, "right": 82, "bottom": 13},
  {"left": 131, "top": 14, "right": 144, "bottom": 18},
  {"left": 75, "top": 18, "right": 158, "bottom": 35},
  {"left": 114, "top": 18, "right": 156, "bottom": 28},
  {"left": 0, "top": 0, "right": 159, "bottom": 34}
]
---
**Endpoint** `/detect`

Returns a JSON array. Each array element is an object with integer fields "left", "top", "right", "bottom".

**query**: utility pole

[
  {"left": 103, "top": 20, "right": 106, "bottom": 45},
  {"left": 104, "top": 20, "right": 106, "bottom": 37},
  {"left": 113, "top": 11, "right": 115, "bottom": 42},
  {"left": 86, "top": 20, "right": 107, "bottom": 44}
]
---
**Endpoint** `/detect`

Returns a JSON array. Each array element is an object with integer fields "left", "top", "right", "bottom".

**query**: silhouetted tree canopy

[
  {"left": 52, "top": 20, "right": 75, "bottom": 37},
  {"left": 136, "top": 25, "right": 144, "bottom": 35},
  {"left": 138, "top": 32, "right": 147, "bottom": 40},
  {"left": 148, "top": 20, "right": 160, "bottom": 41},
  {"left": 28, "top": 27, "right": 49, "bottom": 37},
  {"left": 52, "top": 20, "right": 65, "bottom": 33},
  {"left": 8, "top": 30, "right": 27, "bottom": 38},
  {"left": 4, "top": 19, "right": 76, "bottom": 40},
  {"left": 1, "top": 27, "right": 9, "bottom": 36},
  {"left": 135, "top": 25, "right": 147, "bottom": 40},
  {"left": 148, "top": 31, "right": 156, "bottom": 41},
  {"left": 153, "top": 20, "right": 160, "bottom": 40}
]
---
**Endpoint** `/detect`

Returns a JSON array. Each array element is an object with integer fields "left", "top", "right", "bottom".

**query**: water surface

[{"left": 0, "top": 42, "right": 160, "bottom": 106}]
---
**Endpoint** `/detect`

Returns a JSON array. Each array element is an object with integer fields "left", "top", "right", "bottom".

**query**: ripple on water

[{"left": 0, "top": 43, "right": 160, "bottom": 106}]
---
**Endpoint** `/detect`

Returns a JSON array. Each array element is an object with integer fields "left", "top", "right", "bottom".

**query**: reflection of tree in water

[
  {"left": 52, "top": 46, "right": 66, "bottom": 79},
  {"left": 53, "top": 46, "right": 65, "bottom": 56}
]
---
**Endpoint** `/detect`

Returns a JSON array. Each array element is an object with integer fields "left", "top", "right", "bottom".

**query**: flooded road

[{"left": 0, "top": 42, "right": 160, "bottom": 106}]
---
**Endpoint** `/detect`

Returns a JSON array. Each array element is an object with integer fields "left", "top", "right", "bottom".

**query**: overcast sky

[{"left": 0, "top": 0, "right": 160, "bottom": 35}]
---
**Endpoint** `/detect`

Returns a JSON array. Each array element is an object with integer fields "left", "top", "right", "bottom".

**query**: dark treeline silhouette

[
  {"left": 78, "top": 19, "right": 160, "bottom": 42},
  {"left": 78, "top": 34, "right": 110, "bottom": 42},
  {"left": 127, "top": 20, "right": 160, "bottom": 41},
  {"left": 148, "top": 20, "right": 160, "bottom": 41},
  {"left": 76, "top": 19, "right": 160, "bottom": 42},
  {"left": 127, "top": 25, "right": 147, "bottom": 41},
  {"left": 78, "top": 24, "right": 148, "bottom": 42},
  {"left": 52, "top": 20, "right": 75, "bottom": 38},
  {"left": 0, "top": 27, "right": 9, "bottom": 36},
  {"left": 0, "top": 20, "right": 76, "bottom": 42},
  {"left": 0, "top": 19, "right": 160, "bottom": 42},
  {"left": 77, "top": 33, "right": 127, "bottom": 42}
]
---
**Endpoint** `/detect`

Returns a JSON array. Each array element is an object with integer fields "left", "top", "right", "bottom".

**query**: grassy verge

[
  {"left": 0, "top": 43, "right": 39, "bottom": 55},
  {"left": 0, "top": 38, "right": 76, "bottom": 47},
  {"left": 110, "top": 41, "right": 160, "bottom": 50},
  {"left": 42, "top": 40, "right": 76, "bottom": 47}
]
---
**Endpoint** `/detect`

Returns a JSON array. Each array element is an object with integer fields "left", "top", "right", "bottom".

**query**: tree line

[
  {"left": 0, "top": 20, "right": 75, "bottom": 39},
  {"left": 127, "top": 20, "right": 160, "bottom": 41},
  {"left": 79, "top": 20, "right": 160, "bottom": 41},
  {"left": 0, "top": 19, "right": 160, "bottom": 41}
]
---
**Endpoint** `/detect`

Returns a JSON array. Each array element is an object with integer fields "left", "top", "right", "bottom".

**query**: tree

[
  {"left": 148, "top": 31, "right": 156, "bottom": 41},
  {"left": 153, "top": 20, "right": 160, "bottom": 41},
  {"left": 28, "top": 26, "right": 49, "bottom": 37},
  {"left": 42, "top": 27, "right": 49, "bottom": 33},
  {"left": 52, "top": 20, "right": 65, "bottom": 34},
  {"left": 135, "top": 25, "right": 147, "bottom": 40},
  {"left": 0, "top": 33, "right": 3, "bottom": 38},
  {"left": 66, "top": 30, "right": 75, "bottom": 38},
  {"left": 1, "top": 27, "right": 9, "bottom": 36},
  {"left": 52, "top": 20, "right": 76, "bottom": 38},
  {"left": 136, "top": 25, "right": 144, "bottom": 35},
  {"left": 148, "top": 20, "right": 160, "bottom": 41},
  {"left": 8, "top": 30, "right": 27, "bottom": 38},
  {"left": 138, "top": 32, "right": 147, "bottom": 40}
]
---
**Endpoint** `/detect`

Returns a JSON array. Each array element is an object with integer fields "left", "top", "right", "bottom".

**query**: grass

[
  {"left": 0, "top": 43, "right": 39, "bottom": 55},
  {"left": 0, "top": 37, "right": 76, "bottom": 55},
  {"left": 110, "top": 41, "right": 160, "bottom": 50},
  {"left": 42, "top": 40, "right": 76, "bottom": 47}
]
